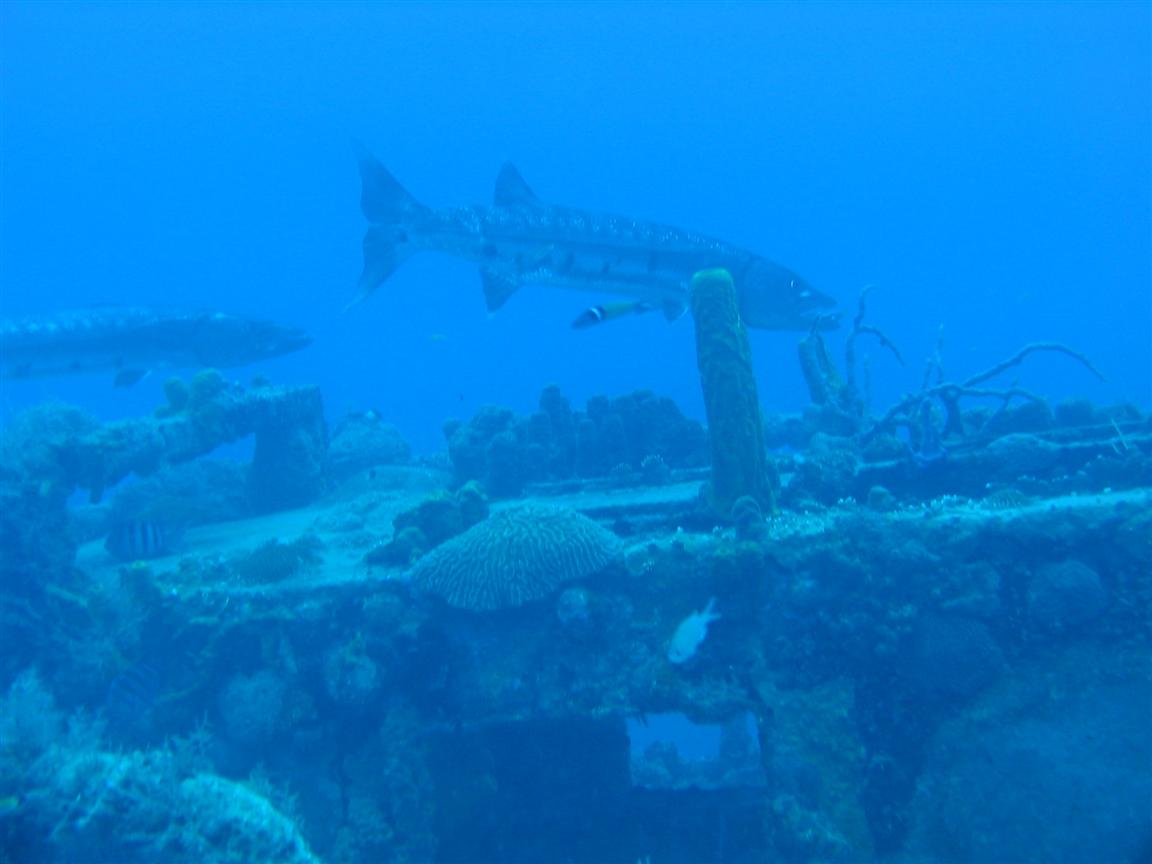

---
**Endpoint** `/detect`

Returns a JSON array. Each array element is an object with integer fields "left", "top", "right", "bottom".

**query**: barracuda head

[
  {"left": 737, "top": 259, "right": 840, "bottom": 331},
  {"left": 192, "top": 313, "right": 312, "bottom": 368}
]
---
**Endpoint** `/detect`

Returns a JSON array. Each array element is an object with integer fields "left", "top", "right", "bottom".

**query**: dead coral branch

[{"left": 865, "top": 342, "right": 1105, "bottom": 443}]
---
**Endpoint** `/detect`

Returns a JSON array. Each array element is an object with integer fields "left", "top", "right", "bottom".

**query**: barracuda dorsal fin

[{"left": 494, "top": 163, "right": 542, "bottom": 208}]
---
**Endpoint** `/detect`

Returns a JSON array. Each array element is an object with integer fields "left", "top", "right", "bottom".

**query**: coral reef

[
  {"left": 1025, "top": 558, "right": 1109, "bottom": 634},
  {"left": 0, "top": 671, "right": 319, "bottom": 864},
  {"left": 323, "top": 636, "right": 380, "bottom": 709},
  {"left": 249, "top": 385, "right": 329, "bottom": 512},
  {"left": 0, "top": 403, "right": 99, "bottom": 597},
  {"left": 326, "top": 410, "right": 411, "bottom": 483},
  {"left": 364, "top": 481, "right": 490, "bottom": 567},
  {"left": 406, "top": 504, "right": 623, "bottom": 610},
  {"left": 54, "top": 377, "right": 328, "bottom": 507},
  {"left": 444, "top": 386, "right": 707, "bottom": 496},
  {"left": 217, "top": 669, "right": 289, "bottom": 745},
  {"left": 77, "top": 459, "right": 252, "bottom": 546},
  {"left": 229, "top": 535, "right": 324, "bottom": 584},
  {"left": 903, "top": 644, "right": 1151, "bottom": 864},
  {"left": 689, "top": 268, "right": 774, "bottom": 515},
  {"left": 2, "top": 364, "right": 1149, "bottom": 863}
]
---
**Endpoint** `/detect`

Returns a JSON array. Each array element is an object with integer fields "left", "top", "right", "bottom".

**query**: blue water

[
  {"left": 1, "top": 2, "right": 1148, "bottom": 448},
  {"left": 1, "top": 4, "right": 1150, "bottom": 863}
]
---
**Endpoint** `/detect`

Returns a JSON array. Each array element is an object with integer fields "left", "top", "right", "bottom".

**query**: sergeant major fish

[
  {"left": 351, "top": 149, "right": 839, "bottom": 331},
  {"left": 0, "top": 306, "right": 312, "bottom": 387},
  {"left": 668, "top": 597, "right": 722, "bottom": 664},
  {"left": 105, "top": 519, "right": 180, "bottom": 562}
]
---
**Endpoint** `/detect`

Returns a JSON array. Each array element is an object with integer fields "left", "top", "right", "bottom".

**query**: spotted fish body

[
  {"left": 352, "top": 150, "right": 839, "bottom": 331},
  {"left": 0, "top": 306, "right": 311, "bottom": 385}
]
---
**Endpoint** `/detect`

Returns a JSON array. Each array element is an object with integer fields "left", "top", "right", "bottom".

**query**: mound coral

[{"left": 406, "top": 504, "right": 621, "bottom": 610}]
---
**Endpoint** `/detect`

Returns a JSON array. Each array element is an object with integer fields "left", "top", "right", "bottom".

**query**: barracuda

[
  {"left": 0, "top": 306, "right": 311, "bottom": 386},
  {"left": 351, "top": 149, "right": 839, "bottom": 331}
]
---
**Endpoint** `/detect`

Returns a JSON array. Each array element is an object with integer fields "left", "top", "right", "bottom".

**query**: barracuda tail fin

[{"left": 348, "top": 146, "right": 429, "bottom": 310}]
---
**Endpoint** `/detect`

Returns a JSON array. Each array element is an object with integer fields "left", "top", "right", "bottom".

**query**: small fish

[
  {"left": 0, "top": 794, "right": 22, "bottom": 817},
  {"left": 667, "top": 597, "right": 721, "bottom": 664},
  {"left": 104, "top": 519, "right": 176, "bottom": 562},
  {"left": 571, "top": 300, "right": 659, "bottom": 329}
]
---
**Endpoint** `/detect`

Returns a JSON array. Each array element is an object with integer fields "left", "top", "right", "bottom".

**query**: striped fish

[
  {"left": 104, "top": 519, "right": 176, "bottom": 561},
  {"left": 105, "top": 661, "right": 165, "bottom": 742}
]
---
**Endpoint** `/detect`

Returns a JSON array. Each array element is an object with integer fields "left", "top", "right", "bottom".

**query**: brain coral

[{"left": 406, "top": 504, "right": 621, "bottom": 610}]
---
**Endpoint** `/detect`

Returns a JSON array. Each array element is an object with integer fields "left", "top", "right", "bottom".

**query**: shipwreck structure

[{"left": 0, "top": 320, "right": 1149, "bottom": 862}]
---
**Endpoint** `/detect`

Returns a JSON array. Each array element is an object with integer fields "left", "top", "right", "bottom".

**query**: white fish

[{"left": 667, "top": 598, "right": 721, "bottom": 664}]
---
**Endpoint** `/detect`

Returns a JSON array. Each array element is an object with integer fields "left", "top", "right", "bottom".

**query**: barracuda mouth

[
  {"left": 738, "top": 289, "right": 842, "bottom": 332},
  {"left": 802, "top": 306, "right": 842, "bottom": 332},
  {"left": 274, "top": 327, "right": 313, "bottom": 355},
  {"left": 245, "top": 319, "right": 313, "bottom": 359},
  {"left": 194, "top": 315, "right": 314, "bottom": 367}
]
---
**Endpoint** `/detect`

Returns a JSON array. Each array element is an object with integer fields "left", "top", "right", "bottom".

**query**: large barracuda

[
  {"left": 352, "top": 149, "right": 839, "bottom": 330},
  {"left": 0, "top": 306, "right": 311, "bottom": 386}
]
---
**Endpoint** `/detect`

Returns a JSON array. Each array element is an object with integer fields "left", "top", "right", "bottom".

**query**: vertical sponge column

[{"left": 690, "top": 268, "right": 774, "bottom": 516}]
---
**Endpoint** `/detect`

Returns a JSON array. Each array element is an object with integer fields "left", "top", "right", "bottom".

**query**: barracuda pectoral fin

[{"left": 480, "top": 269, "right": 521, "bottom": 312}]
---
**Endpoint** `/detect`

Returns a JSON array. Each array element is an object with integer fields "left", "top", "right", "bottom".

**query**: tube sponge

[{"left": 689, "top": 268, "right": 775, "bottom": 516}]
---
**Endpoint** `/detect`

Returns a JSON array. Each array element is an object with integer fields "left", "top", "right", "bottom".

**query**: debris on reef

[
  {"left": 54, "top": 375, "right": 330, "bottom": 506},
  {"left": 364, "top": 481, "right": 489, "bottom": 567},
  {"left": 689, "top": 268, "right": 775, "bottom": 516},
  {"left": 903, "top": 644, "right": 1151, "bottom": 864},
  {"left": 327, "top": 410, "right": 411, "bottom": 483},
  {"left": 865, "top": 338, "right": 1105, "bottom": 446},
  {"left": 444, "top": 385, "right": 707, "bottom": 496},
  {"left": 230, "top": 535, "right": 324, "bottom": 584},
  {"left": 0, "top": 402, "right": 97, "bottom": 597},
  {"left": 94, "top": 459, "right": 251, "bottom": 537},
  {"left": 784, "top": 292, "right": 1148, "bottom": 506},
  {"left": 799, "top": 284, "right": 905, "bottom": 428},
  {"left": 797, "top": 285, "right": 1106, "bottom": 454},
  {"left": 249, "top": 386, "right": 329, "bottom": 513}
]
